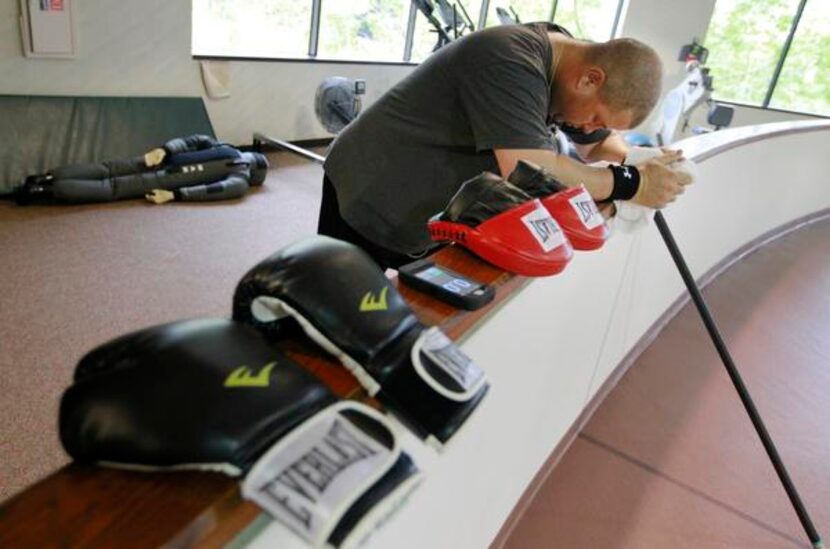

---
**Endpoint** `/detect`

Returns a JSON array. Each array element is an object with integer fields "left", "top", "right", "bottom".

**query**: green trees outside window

[
  {"left": 551, "top": 0, "right": 622, "bottom": 41},
  {"left": 317, "top": 1, "right": 410, "bottom": 62},
  {"left": 705, "top": 0, "right": 829, "bottom": 116},
  {"left": 769, "top": 1, "right": 830, "bottom": 115}
]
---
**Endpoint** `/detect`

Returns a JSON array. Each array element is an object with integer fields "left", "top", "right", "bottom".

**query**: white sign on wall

[{"left": 19, "top": 0, "right": 75, "bottom": 58}]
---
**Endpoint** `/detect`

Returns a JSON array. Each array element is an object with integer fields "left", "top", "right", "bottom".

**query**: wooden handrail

[{"left": 0, "top": 245, "right": 525, "bottom": 547}]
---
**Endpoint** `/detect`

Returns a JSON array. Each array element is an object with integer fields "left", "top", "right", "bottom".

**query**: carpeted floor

[{"left": 0, "top": 151, "right": 324, "bottom": 501}]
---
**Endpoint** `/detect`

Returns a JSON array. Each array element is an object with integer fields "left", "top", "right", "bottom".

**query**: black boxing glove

[
  {"left": 60, "top": 318, "right": 420, "bottom": 548},
  {"left": 439, "top": 171, "right": 533, "bottom": 226},
  {"left": 232, "top": 236, "right": 489, "bottom": 450},
  {"left": 506, "top": 160, "right": 568, "bottom": 197},
  {"left": 429, "top": 172, "right": 573, "bottom": 275}
]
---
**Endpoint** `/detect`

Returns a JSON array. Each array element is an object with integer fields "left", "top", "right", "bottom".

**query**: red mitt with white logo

[
  {"left": 507, "top": 160, "right": 609, "bottom": 251},
  {"left": 428, "top": 172, "right": 573, "bottom": 276}
]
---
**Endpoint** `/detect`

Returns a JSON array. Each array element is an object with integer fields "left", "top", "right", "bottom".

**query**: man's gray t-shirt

[{"left": 324, "top": 22, "right": 571, "bottom": 254}]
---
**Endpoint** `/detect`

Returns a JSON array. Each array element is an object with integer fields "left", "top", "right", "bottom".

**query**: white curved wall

[{"left": 245, "top": 122, "right": 830, "bottom": 549}]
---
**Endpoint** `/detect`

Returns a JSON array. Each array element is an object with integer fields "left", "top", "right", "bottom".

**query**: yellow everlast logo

[
  {"left": 224, "top": 362, "right": 276, "bottom": 388},
  {"left": 359, "top": 287, "right": 388, "bottom": 312}
]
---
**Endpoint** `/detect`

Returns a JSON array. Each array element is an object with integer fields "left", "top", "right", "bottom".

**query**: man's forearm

[
  {"left": 547, "top": 152, "right": 615, "bottom": 200},
  {"left": 494, "top": 146, "right": 691, "bottom": 209},
  {"left": 493, "top": 148, "right": 614, "bottom": 201}
]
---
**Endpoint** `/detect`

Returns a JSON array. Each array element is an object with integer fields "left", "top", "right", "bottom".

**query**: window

[
  {"left": 768, "top": 0, "right": 830, "bottom": 115},
  {"left": 483, "top": 0, "right": 621, "bottom": 40},
  {"left": 704, "top": 0, "right": 830, "bottom": 116},
  {"left": 410, "top": 0, "right": 484, "bottom": 63},
  {"left": 317, "top": 1, "right": 411, "bottom": 62},
  {"left": 484, "top": 1, "right": 552, "bottom": 28},
  {"left": 410, "top": 10, "right": 444, "bottom": 62},
  {"left": 551, "top": 0, "right": 623, "bottom": 41},
  {"left": 192, "top": 0, "right": 311, "bottom": 59},
  {"left": 193, "top": 0, "right": 626, "bottom": 64}
]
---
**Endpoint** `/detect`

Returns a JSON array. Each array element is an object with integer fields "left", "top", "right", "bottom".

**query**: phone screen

[{"left": 415, "top": 266, "right": 479, "bottom": 296}]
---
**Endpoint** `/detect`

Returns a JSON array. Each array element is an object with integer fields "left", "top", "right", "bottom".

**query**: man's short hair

[{"left": 584, "top": 38, "right": 663, "bottom": 127}]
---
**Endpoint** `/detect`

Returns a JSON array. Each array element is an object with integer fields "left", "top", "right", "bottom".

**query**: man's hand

[
  {"left": 144, "top": 148, "right": 166, "bottom": 167},
  {"left": 597, "top": 202, "right": 617, "bottom": 220},
  {"left": 632, "top": 150, "right": 693, "bottom": 209},
  {"left": 145, "top": 189, "right": 175, "bottom": 204}
]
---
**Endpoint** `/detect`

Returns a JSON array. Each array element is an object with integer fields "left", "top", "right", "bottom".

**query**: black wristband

[{"left": 603, "top": 164, "right": 641, "bottom": 202}]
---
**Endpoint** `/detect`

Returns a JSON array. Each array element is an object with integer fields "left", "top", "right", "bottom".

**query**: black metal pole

[
  {"left": 653, "top": 210, "right": 823, "bottom": 548},
  {"left": 252, "top": 132, "right": 325, "bottom": 165}
]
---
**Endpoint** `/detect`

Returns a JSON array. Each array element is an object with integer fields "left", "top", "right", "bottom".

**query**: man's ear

[{"left": 577, "top": 67, "right": 606, "bottom": 94}]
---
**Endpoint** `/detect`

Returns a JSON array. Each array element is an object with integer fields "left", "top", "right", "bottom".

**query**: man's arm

[
  {"left": 493, "top": 148, "right": 691, "bottom": 209},
  {"left": 495, "top": 148, "right": 614, "bottom": 199}
]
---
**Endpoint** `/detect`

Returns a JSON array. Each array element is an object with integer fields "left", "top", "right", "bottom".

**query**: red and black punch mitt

[
  {"left": 507, "top": 160, "right": 609, "bottom": 251},
  {"left": 428, "top": 172, "right": 573, "bottom": 277}
]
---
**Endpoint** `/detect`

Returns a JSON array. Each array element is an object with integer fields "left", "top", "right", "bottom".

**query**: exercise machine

[
  {"left": 495, "top": 6, "right": 521, "bottom": 25},
  {"left": 628, "top": 41, "right": 734, "bottom": 147},
  {"left": 412, "top": 0, "right": 476, "bottom": 52}
]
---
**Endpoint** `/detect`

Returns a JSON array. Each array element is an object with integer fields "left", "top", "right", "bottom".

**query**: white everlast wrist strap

[
  {"left": 242, "top": 402, "right": 400, "bottom": 547},
  {"left": 411, "top": 327, "right": 487, "bottom": 402}
]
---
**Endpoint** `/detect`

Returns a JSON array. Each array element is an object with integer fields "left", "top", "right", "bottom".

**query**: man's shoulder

[
  {"left": 468, "top": 22, "right": 572, "bottom": 44},
  {"left": 467, "top": 22, "right": 549, "bottom": 47},
  {"left": 451, "top": 22, "right": 557, "bottom": 70}
]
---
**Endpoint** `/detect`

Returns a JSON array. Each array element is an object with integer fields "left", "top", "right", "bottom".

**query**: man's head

[{"left": 549, "top": 37, "right": 663, "bottom": 133}]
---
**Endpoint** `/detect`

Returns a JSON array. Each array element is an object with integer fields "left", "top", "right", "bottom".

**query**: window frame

[
  {"left": 710, "top": 99, "right": 829, "bottom": 120},
  {"left": 550, "top": 0, "right": 627, "bottom": 39},
  {"left": 762, "top": 0, "right": 807, "bottom": 107}
]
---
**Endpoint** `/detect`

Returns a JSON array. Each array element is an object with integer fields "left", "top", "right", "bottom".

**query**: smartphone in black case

[{"left": 398, "top": 259, "right": 495, "bottom": 311}]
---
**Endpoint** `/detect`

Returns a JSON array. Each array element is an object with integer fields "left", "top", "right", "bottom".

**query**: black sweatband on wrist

[{"left": 604, "top": 164, "right": 641, "bottom": 202}]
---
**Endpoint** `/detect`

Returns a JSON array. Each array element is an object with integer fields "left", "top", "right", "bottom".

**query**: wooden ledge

[{"left": 0, "top": 245, "right": 525, "bottom": 547}]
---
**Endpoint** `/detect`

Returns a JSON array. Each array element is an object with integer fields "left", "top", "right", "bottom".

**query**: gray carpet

[{"left": 0, "top": 151, "right": 324, "bottom": 501}]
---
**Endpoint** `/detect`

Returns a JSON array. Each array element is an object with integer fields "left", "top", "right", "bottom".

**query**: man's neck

[
  {"left": 546, "top": 34, "right": 588, "bottom": 123},
  {"left": 548, "top": 33, "right": 584, "bottom": 85}
]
